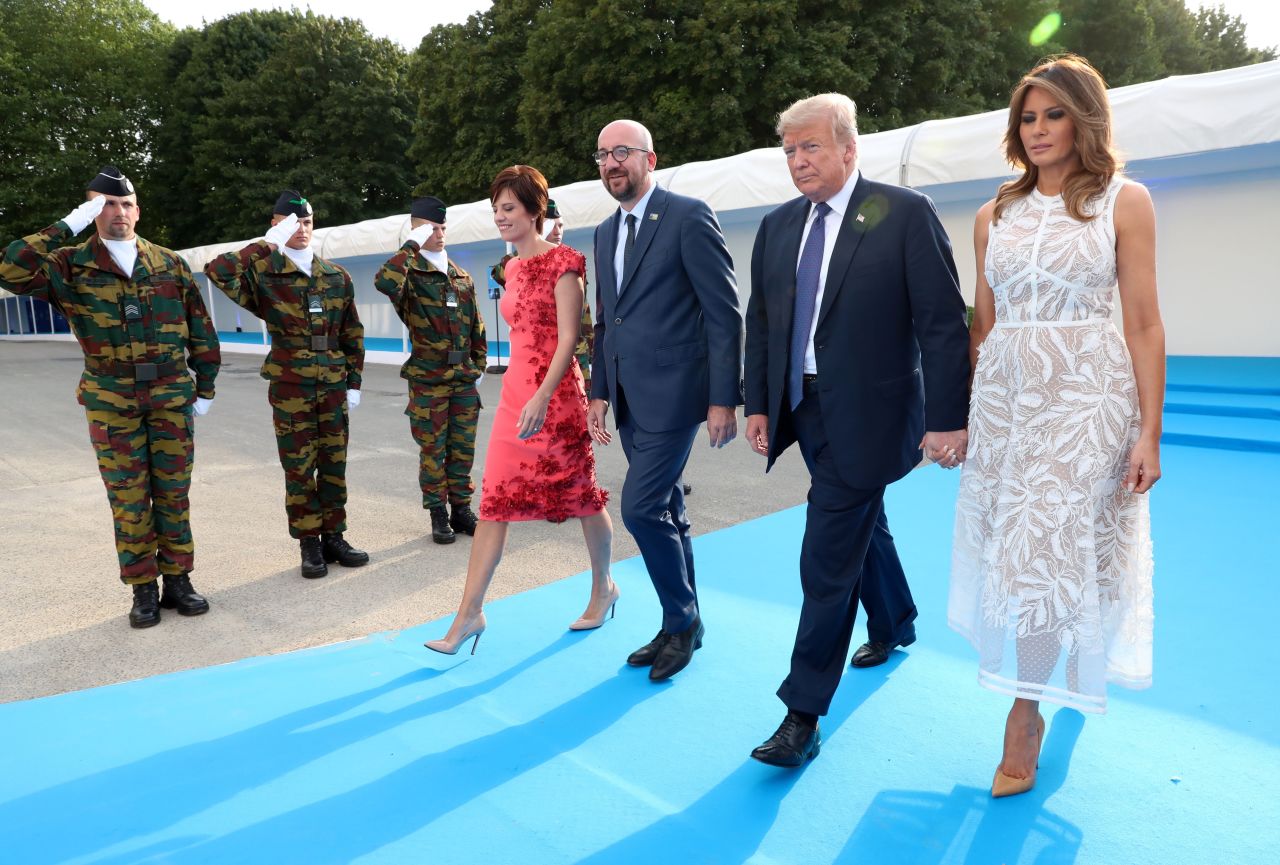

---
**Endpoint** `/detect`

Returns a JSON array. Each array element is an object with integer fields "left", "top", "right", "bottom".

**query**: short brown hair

[{"left": 489, "top": 165, "right": 549, "bottom": 233}]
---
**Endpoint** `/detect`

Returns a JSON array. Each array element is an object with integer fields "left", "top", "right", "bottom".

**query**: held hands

[
  {"left": 587, "top": 399, "right": 612, "bottom": 445},
  {"left": 517, "top": 390, "right": 551, "bottom": 439},
  {"left": 706, "top": 405, "right": 737, "bottom": 448},
  {"left": 63, "top": 196, "right": 107, "bottom": 235},
  {"left": 745, "top": 414, "right": 769, "bottom": 456},
  {"left": 347, "top": 390, "right": 361, "bottom": 409},
  {"left": 193, "top": 397, "right": 213, "bottom": 417},
  {"left": 1124, "top": 436, "right": 1161, "bottom": 494},
  {"left": 264, "top": 213, "right": 299, "bottom": 250},
  {"left": 921, "top": 429, "right": 968, "bottom": 469}
]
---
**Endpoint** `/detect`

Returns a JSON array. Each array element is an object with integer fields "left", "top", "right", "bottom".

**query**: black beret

[
  {"left": 411, "top": 196, "right": 446, "bottom": 223},
  {"left": 273, "top": 190, "right": 313, "bottom": 217},
  {"left": 545, "top": 199, "right": 561, "bottom": 220},
  {"left": 86, "top": 166, "right": 134, "bottom": 196}
]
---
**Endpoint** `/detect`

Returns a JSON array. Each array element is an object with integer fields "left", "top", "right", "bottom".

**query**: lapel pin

[
  {"left": 649, "top": 213, "right": 660, "bottom": 221},
  {"left": 856, "top": 213, "right": 866, "bottom": 223}
]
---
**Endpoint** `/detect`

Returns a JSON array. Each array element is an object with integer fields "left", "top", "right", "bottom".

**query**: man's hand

[
  {"left": 62, "top": 196, "right": 106, "bottom": 236},
  {"left": 347, "top": 390, "right": 361, "bottom": 409},
  {"left": 587, "top": 398, "right": 612, "bottom": 445},
  {"left": 707, "top": 405, "right": 737, "bottom": 448},
  {"left": 264, "top": 213, "right": 299, "bottom": 250},
  {"left": 920, "top": 429, "right": 968, "bottom": 469},
  {"left": 745, "top": 414, "right": 769, "bottom": 456},
  {"left": 193, "top": 397, "right": 213, "bottom": 417},
  {"left": 407, "top": 223, "right": 434, "bottom": 248}
]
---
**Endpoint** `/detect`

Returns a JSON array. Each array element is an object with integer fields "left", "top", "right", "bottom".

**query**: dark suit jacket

[
  {"left": 744, "top": 175, "right": 970, "bottom": 490},
  {"left": 591, "top": 185, "right": 743, "bottom": 432}
]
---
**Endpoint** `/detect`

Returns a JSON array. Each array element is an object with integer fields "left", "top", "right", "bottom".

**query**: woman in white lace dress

[{"left": 948, "top": 55, "right": 1166, "bottom": 797}]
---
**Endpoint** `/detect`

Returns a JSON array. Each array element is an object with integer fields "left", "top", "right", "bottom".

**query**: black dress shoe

[
  {"left": 649, "top": 617, "right": 704, "bottom": 681},
  {"left": 751, "top": 711, "right": 821, "bottom": 767},
  {"left": 850, "top": 626, "right": 916, "bottom": 668},
  {"left": 682, "top": 482, "right": 692, "bottom": 495},
  {"left": 626, "top": 630, "right": 668, "bottom": 667},
  {"left": 449, "top": 504, "right": 478, "bottom": 536},
  {"left": 322, "top": 533, "right": 369, "bottom": 566},
  {"left": 159, "top": 573, "right": 209, "bottom": 616},
  {"left": 429, "top": 506, "right": 456, "bottom": 544},
  {"left": 129, "top": 580, "right": 161, "bottom": 629},
  {"left": 300, "top": 536, "right": 328, "bottom": 579}
]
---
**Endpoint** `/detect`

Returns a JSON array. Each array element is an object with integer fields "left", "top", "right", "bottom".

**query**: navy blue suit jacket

[
  {"left": 744, "top": 175, "right": 971, "bottom": 490},
  {"left": 591, "top": 185, "right": 743, "bottom": 432}
]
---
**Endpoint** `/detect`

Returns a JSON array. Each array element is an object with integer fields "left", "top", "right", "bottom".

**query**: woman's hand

[
  {"left": 517, "top": 390, "right": 552, "bottom": 440},
  {"left": 1124, "top": 436, "right": 1161, "bottom": 494}
]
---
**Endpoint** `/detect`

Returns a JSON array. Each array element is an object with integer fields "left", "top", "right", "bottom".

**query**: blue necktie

[{"left": 789, "top": 201, "right": 831, "bottom": 410}]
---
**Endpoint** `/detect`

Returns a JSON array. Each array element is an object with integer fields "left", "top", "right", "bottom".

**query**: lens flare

[{"left": 1030, "top": 12, "right": 1062, "bottom": 47}]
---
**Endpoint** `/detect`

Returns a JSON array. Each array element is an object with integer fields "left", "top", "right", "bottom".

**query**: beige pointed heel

[
  {"left": 425, "top": 612, "right": 487, "bottom": 656},
  {"left": 992, "top": 713, "right": 1045, "bottom": 798},
  {"left": 569, "top": 584, "right": 620, "bottom": 631}
]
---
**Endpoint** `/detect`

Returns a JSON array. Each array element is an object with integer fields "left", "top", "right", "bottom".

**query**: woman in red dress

[{"left": 426, "top": 166, "right": 616, "bottom": 655}]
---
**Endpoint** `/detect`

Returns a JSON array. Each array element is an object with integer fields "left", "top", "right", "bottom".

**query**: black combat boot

[
  {"left": 449, "top": 504, "right": 478, "bottom": 536},
  {"left": 322, "top": 533, "right": 369, "bottom": 567},
  {"left": 160, "top": 573, "right": 210, "bottom": 616},
  {"left": 300, "top": 536, "right": 328, "bottom": 578},
  {"left": 129, "top": 580, "right": 161, "bottom": 629},
  {"left": 430, "top": 506, "right": 456, "bottom": 544}
]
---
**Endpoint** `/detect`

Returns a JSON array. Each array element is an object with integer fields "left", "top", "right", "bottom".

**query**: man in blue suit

[
  {"left": 744, "top": 94, "right": 971, "bottom": 765},
  {"left": 587, "top": 119, "right": 743, "bottom": 682}
]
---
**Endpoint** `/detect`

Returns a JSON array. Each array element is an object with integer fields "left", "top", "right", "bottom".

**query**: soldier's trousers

[
  {"left": 85, "top": 406, "right": 194, "bottom": 584},
  {"left": 268, "top": 381, "right": 349, "bottom": 538},
  {"left": 406, "top": 382, "right": 479, "bottom": 509}
]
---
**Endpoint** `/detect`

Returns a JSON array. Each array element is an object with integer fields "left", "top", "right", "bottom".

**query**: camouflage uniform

[
  {"left": 203, "top": 242, "right": 363, "bottom": 538},
  {"left": 492, "top": 253, "right": 594, "bottom": 386},
  {"left": 376, "top": 242, "right": 485, "bottom": 510},
  {"left": 0, "top": 222, "right": 220, "bottom": 584}
]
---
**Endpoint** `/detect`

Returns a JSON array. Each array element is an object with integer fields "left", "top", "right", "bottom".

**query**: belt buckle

[
  {"left": 310, "top": 335, "right": 330, "bottom": 351},
  {"left": 134, "top": 362, "right": 157, "bottom": 382}
]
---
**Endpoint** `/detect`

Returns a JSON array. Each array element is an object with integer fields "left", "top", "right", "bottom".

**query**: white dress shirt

[
  {"left": 613, "top": 181, "right": 659, "bottom": 292},
  {"left": 796, "top": 168, "right": 861, "bottom": 374}
]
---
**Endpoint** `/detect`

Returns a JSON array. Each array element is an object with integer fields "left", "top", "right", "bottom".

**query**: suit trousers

[
  {"left": 617, "top": 387, "right": 700, "bottom": 634},
  {"left": 777, "top": 388, "right": 918, "bottom": 716}
]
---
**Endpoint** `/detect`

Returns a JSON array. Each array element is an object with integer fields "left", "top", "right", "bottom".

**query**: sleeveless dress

[
  {"left": 477, "top": 244, "right": 608, "bottom": 523},
  {"left": 948, "top": 178, "right": 1154, "bottom": 713}
]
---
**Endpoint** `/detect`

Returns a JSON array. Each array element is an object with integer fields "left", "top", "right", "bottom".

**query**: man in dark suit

[
  {"left": 744, "top": 94, "right": 971, "bottom": 765},
  {"left": 587, "top": 119, "right": 743, "bottom": 682}
]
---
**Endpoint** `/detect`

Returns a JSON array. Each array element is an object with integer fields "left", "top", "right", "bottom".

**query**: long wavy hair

[{"left": 994, "top": 54, "right": 1122, "bottom": 223}]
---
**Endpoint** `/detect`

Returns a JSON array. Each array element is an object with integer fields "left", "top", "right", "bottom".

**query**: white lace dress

[{"left": 948, "top": 178, "right": 1154, "bottom": 713}]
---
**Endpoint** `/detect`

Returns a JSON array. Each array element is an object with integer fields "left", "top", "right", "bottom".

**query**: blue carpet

[{"left": 2, "top": 446, "right": 1277, "bottom": 864}]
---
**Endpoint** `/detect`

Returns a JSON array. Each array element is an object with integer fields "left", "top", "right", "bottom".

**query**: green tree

[
  {"left": 153, "top": 11, "right": 415, "bottom": 247},
  {"left": 0, "top": 0, "right": 174, "bottom": 248}
]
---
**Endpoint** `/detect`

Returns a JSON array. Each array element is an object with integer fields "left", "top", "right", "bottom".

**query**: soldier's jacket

[
  {"left": 492, "top": 253, "right": 593, "bottom": 378},
  {"left": 0, "top": 222, "right": 220, "bottom": 412},
  {"left": 204, "top": 241, "right": 363, "bottom": 389},
  {"left": 375, "top": 243, "right": 485, "bottom": 387}
]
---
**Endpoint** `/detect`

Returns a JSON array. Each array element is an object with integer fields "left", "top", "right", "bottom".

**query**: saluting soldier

[
  {"left": 491, "top": 199, "right": 595, "bottom": 386},
  {"left": 374, "top": 196, "right": 485, "bottom": 544},
  {"left": 203, "top": 190, "right": 369, "bottom": 578},
  {"left": 0, "top": 166, "right": 220, "bottom": 628}
]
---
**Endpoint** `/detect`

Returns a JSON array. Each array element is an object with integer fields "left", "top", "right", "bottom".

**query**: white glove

[
  {"left": 347, "top": 389, "right": 361, "bottom": 409},
  {"left": 193, "top": 397, "right": 213, "bottom": 416},
  {"left": 407, "top": 223, "right": 434, "bottom": 248},
  {"left": 264, "top": 213, "right": 299, "bottom": 249},
  {"left": 63, "top": 196, "right": 107, "bottom": 235}
]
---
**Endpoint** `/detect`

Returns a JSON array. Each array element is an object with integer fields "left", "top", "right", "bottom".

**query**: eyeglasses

[{"left": 591, "top": 146, "right": 650, "bottom": 166}]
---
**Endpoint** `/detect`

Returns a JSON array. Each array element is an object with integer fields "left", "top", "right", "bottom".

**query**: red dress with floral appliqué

[{"left": 478, "top": 244, "right": 608, "bottom": 523}]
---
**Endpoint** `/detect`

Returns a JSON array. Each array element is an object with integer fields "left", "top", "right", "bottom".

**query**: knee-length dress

[
  {"left": 478, "top": 244, "right": 608, "bottom": 523},
  {"left": 948, "top": 179, "right": 1154, "bottom": 713}
]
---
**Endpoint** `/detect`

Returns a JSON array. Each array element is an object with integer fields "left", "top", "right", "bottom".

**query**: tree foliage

[
  {"left": 153, "top": 11, "right": 415, "bottom": 248},
  {"left": 0, "top": 0, "right": 172, "bottom": 248}
]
